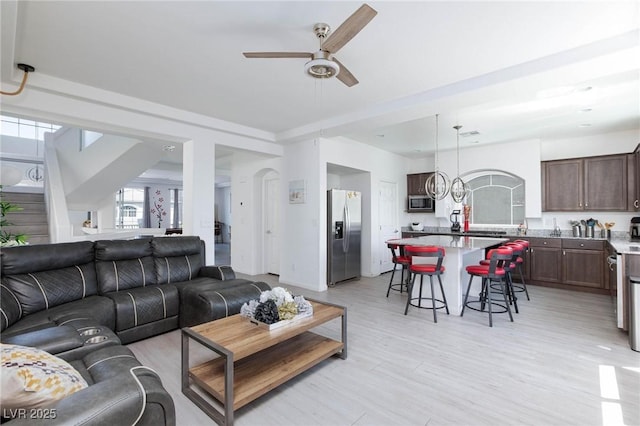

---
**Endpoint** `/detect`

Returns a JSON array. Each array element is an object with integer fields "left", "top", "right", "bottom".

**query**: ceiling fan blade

[
  {"left": 243, "top": 52, "right": 313, "bottom": 58},
  {"left": 322, "top": 4, "right": 377, "bottom": 54},
  {"left": 333, "top": 58, "right": 358, "bottom": 87}
]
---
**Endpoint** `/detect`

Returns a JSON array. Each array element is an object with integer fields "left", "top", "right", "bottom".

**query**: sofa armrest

[
  {"left": 1, "top": 326, "right": 84, "bottom": 355},
  {"left": 199, "top": 265, "right": 235, "bottom": 280},
  {"left": 6, "top": 367, "right": 175, "bottom": 426}
]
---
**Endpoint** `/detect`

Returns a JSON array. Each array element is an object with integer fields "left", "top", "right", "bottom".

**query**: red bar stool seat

[
  {"left": 386, "top": 243, "right": 410, "bottom": 297},
  {"left": 461, "top": 246, "right": 514, "bottom": 327},
  {"left": 404, "top": 245, "right": 448, "bottom": 323}
]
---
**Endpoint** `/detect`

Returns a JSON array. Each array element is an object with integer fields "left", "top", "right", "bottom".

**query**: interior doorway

[
  {"left": 214, "top": 181, "right": 232, "bottom": 265},
  {"left": 264, "top": 172, "right": 280, "bottom": 275},
  {"left": 379, "top": 180, "right": 399, "bottom": 273}
]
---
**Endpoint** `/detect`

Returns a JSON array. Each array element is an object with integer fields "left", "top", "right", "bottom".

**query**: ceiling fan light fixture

[{"left": 304, "top": 57, "right": 340, "bottom": 79}]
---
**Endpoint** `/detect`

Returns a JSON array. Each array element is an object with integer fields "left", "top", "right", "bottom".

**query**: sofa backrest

[
  {"left": 95, "top": 238, "right": 156, "bottom": 293},
  {"left": 1, "top": 241, "right": 97, "bottom": 329},
  {"left": 151, "top": 236, "right": 203, "bottom": 284}
]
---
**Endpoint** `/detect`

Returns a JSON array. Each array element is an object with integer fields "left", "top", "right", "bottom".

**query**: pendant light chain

[
  {"left": 450, "top": 124, "right": 467, "bottom": 203},
  {"left": 425, "top": 113, "right": 450, "bottom": 200}
]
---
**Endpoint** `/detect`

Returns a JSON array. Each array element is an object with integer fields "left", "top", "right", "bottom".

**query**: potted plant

[{"left": 0, "top": 185, "right": 28, "bottom": 246}]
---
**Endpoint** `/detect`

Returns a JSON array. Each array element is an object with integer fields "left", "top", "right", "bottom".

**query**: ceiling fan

[{"left": 243, "top": 3, "right": 377, "bottom": 87}]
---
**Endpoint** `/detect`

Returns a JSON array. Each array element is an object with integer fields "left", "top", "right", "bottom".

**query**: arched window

[{"left": 464, "top": 171, "right": 525, "bottom": 226}]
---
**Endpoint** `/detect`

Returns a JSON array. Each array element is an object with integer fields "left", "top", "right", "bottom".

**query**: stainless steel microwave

[{"left": 408, "top": 195, "right": 435, "bottom": 212}]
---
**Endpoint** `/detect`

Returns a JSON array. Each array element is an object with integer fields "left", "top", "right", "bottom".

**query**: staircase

[{"left": 1, "top": 192, "right": 49, "bottom": 245}]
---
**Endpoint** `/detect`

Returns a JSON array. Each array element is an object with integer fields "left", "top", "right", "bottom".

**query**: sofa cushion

[
  {"left": 1, "top": 343, "right": 88, "bottom": 410},
  {"left": 179, "top": 280, "right": 271, "bottom": 327},
  {"left": 1, "top": 295, "right": 115, "bottom": 338},
  {"left": 95, "top": 239, "right": 157, "bottom": 293},
  {"left": 104, "top": 285, "right": 179, "bottom": 332},
  {"left": 2, "top": 263, "right": 99, "bottom": 317},
  {"left": 59, "top": 345, "right": 175, "bottom": 426},
  {"left": 1, "top": 283, "right": 22, "bottom": 331},
  {"left": 152, "top": 237, "right": 203, "bottom": 284},
  {"left": 1, "top": 241, "right": 95, "bottom": 275}
]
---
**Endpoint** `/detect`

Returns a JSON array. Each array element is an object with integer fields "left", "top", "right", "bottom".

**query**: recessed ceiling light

[
  {"left": 580, "top": 108, "right": 593, "bottom": 112},
  {"left": 376, "top": 134, "right": 385, "bottom": 138},
  {"left": 460, "top": 130, "right": 480, "bottom": 137},
  {"left": 579, "top": 86, "right": 593, "bottom": 92},
  {"left": 579, "top": 123, "right": 592, "bottom": 127},
  {"left": 469, "top": 140, "right": 480, "bottom": 144}
]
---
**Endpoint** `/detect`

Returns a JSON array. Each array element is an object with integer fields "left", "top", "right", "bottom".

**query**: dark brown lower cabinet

[
  {"left": 561, "top": 239, "right": 606, "bottom": 289},
  {"left": 529, "top": 239, "right": 562, "bottom": 283},
  {"left": 525, "top": 237, "right": 608, "bottom": 294}
]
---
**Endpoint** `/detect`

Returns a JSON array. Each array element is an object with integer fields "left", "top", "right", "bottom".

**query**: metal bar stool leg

[
  {"left": 518, "top": 264, "right": 530, "bottom": 300},
  {"left": 499, "top": 278, "right": 514, "bottom": 322},
  {"left": 487, "top": 278, "right": 493, "bottom": 327},
  {"left": 461, "top": 275, "right": 474, "bottom": 317},
  {"left": 429, "top": 275, "right": 437, "bottom": 323},
  {"left": 507, "top": 271, "right": 519, "bottom": 314},
  {"left": 404, "top": 274, "right": 417, "bottom": 315},
  {"left": 386, "top": 264, "right": 397, "bottom": 297},
  {"left": 437, "top": 275, "right": 449, "bottom": 315}
]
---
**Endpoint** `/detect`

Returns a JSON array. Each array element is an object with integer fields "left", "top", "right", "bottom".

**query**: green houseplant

[{"left": 0, "top": 185, "right": 28, "bottom": 246}]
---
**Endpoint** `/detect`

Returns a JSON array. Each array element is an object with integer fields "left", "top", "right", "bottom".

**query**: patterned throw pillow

[{"left": 1, "top": 344, "right": 88, "bottom": 409}]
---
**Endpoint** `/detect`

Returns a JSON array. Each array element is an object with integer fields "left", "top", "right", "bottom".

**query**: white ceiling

[{"left": 2, "top": 1, "right": 639, "bottom": 157}]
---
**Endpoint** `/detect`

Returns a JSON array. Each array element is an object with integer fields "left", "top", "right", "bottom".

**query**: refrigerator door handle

[{"left": 344, "top": 203, "right": 350, "bottom": 253}]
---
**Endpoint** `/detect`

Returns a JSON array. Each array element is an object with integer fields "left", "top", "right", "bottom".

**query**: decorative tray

[{"left": 248, "top": 311, "right": 313, "bottom": 330}]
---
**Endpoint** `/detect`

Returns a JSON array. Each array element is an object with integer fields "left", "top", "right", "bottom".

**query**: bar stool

[
  {"left": 482, "top": 242, "right": 523, "bottom": 313},
  {"left": 512, "top": 239, "right": 531, "bottom": 300},
  {"left": 404, "top": 245, "right": 448, "bottom": 323},
  {"left": 386, "top": 243, "right": 410, "bottom": 297},
  {"left": 461, "top": 246, "right": 514, "bottom": 327}
]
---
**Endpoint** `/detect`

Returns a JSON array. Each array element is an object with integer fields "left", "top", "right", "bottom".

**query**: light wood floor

[{"left": 128, "top": 273, "right": 640, "bottom": 426}]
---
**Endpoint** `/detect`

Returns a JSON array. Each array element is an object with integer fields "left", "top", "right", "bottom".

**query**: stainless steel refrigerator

[{"left": 327, "top": 189, "right": 361, "bottom": 286}]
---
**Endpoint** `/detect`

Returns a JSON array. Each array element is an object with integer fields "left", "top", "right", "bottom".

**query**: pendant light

[
  {"left": 425, "top": 114, "right": 450, "bottom": 200},
  {"left": 450, "top": 124, "right": 468, "bottom": 203},
  {"left": 27, "top": 129, "right": 43, "bottom": 183}
]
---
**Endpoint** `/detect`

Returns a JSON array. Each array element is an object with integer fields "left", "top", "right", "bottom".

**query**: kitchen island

[{"left": 388, "top": 235, "right": 508, "bottom": 315}]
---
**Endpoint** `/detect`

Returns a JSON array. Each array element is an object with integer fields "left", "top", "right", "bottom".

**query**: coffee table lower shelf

[{"left": 189, "top": 331, "right": 343, "bottom": 410}]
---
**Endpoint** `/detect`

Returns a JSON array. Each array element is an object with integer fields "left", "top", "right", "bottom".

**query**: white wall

[
  {"left": 541, "top": 129, "right": 638, "bottom": 161},
  {"left": 279, "top": 140, "right": 321, "bottom": 289},
  {"left": 280, "top": 136, "right": 409, "bottom": 291}
]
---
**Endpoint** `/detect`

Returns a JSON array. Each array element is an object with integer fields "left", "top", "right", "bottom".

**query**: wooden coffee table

[{"left": 181, "top": 299, "right": 347, "bottom": 426}]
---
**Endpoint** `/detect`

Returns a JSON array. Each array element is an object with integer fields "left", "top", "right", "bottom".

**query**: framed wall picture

[{"left": 289, "top": 179, "right": 305, "bottom": 204}]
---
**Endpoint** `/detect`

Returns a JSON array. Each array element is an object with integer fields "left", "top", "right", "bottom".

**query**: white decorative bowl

[{"left": 411, "top": 223, "right": 424, "bottom": 231}]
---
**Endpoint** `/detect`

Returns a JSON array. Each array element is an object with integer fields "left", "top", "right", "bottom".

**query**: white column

[{"left": 183, "top": 139, "right": 216, "bottom": 264}]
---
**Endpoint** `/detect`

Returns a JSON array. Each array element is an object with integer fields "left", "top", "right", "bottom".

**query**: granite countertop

[
  {"left": 391, "top": 234, "right": 509, "bottom": 250},
  {"left": 401, "top": 227, "right": 638, "bottom": 255},
  {"left": 608, "top": 239, "right": 640, "bottom": 255},
  {"left": 401, "top": 226, "right": 616, "bottom": 241}
]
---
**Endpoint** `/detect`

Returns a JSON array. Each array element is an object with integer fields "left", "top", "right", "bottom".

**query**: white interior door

[
  {"left": 265, "top": 177, "right": 280, "bottom": 275},
  {"left": 379, "top": 181, "right": 399, "bottom": 273}
]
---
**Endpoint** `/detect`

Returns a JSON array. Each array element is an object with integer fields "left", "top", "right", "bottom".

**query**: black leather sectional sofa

[{"left": 0, "top": 236, "right": 271, "bottom": 425}]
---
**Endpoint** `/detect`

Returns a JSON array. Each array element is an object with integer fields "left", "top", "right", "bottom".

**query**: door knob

[{"left": 266, "top": 230, "right": 272, "bottom": 234}]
